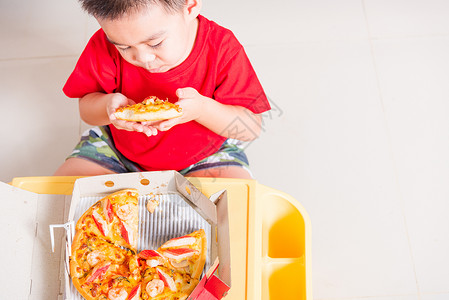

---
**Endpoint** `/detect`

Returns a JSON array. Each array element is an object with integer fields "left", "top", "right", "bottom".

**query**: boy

[{"left": 54, "top": 0, "right": 270, "bottom": 178}]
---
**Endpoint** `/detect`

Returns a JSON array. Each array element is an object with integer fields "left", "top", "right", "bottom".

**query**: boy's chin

[{"left": 145, "top": 66, "right": 169, "bottom": 73}]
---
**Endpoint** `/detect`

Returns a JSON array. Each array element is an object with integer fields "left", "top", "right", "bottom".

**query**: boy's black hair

[{"left": 79, "top": 0, "right": 186, "bottom": 19}]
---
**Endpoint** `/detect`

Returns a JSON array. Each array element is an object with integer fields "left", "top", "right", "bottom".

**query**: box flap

[
  {"left": 0, "top": 182, "right": 70, "bottom": 299},
  {"left": 215, "top": 191, "right": 231, "bottom": 288},
  {"left": 0, "top": 182, "right": 38, "bottom": 299},
  {"left": 175, "top": 172, "right": 217, "bottom": 224}
]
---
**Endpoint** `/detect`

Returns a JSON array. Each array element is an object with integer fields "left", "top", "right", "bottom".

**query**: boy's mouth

[{"left": 147, "top": 66, "right": 163, "bottom": 73}]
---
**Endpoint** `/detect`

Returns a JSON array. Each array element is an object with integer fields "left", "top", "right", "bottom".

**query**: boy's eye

[
  {"left": 149, "top": 41, "right": 163, "bottom": 49},
  {"left": 118, "top": 46, "right": 130, "bottom": 52}
]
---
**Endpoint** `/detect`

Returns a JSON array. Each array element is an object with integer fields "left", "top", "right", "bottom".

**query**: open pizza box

[{"left": 50, "top": 171, "right": 231, "bottom": 300}]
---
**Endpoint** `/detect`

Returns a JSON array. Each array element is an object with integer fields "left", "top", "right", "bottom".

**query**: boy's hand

[
  {"left": 107, "top": 93, "right": 160, "bottom": 136},
  {"left": 153, "top": 87, "right": 205, "bottom": 131}
]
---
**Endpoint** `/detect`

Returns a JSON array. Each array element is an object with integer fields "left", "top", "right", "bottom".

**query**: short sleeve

[
  {"left": 63, "top": 29, "right": 120, "bottom": 98},
  {"left": 214, "top": 47, "right": 271, "bottom": 114}
]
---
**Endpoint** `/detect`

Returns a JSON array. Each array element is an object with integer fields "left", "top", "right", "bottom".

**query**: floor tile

[
  {"left": 373, "top": 36, "right": 449, "bottom": 294},
  {"left": 0, "top": 0, "right": 86, "bottom": 59},
  {"left": 245, "top": 41, "right": 417, "bottom": 298},
  {"left": 202, "top": 0, "right": 368, "bottom": 45},
  {"left": 364, "top": 0, "right": 449, "bottom": 38},
  {"left": 340, "top": 296, "right": 418, "bottom": 300},
  {"left": 0, "top": 58, "right": 80, "bottom": 182},
  {"left": 421, "top": 293, "right": 449, "bottom": 300}
]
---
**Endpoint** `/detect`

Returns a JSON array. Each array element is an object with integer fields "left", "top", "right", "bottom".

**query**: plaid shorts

[{"left": 67, "top": 126, "right": 250, "bottom": 175}]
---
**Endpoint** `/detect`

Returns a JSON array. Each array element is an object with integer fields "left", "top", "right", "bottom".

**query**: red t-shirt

[{"left": 63, "top": 15, "right": 270, "bottom": 171}]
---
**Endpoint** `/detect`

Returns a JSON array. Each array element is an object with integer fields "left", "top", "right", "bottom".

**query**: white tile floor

[{"left": 1, "top": 1, "right": 448, "bottom": 299}]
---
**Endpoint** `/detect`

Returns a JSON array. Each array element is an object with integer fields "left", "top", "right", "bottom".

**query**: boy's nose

[{"left": 135, "top": 52, "right": 156, "bottom": 64}]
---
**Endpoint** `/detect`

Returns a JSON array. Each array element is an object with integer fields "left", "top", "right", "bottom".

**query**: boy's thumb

[{"left": 176, "top": 87, "right": 197, "bottom": 99}]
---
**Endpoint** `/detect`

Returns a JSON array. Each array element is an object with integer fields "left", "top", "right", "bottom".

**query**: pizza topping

[
  {"left": 146, "top": 259, "right": 162, "bottom": 268},
  {"left": 114, "top": 96, "right": 183, "bottom": 122},
  {"left": 161, "top": 248, "right": 198, "bottom": 261},
  {"left": 127, "top": 284, "right": 141, "bottom": 300},
  {"left": 161, "top": 236, "right": 196, "bottom": 249},
  {"left": 103, "top": 199, "right": 115, "bottom": 223},
  {"left": 169, "top": 259, "right": 190, "bottom": 270},
  {"left": 87, "top": 250, "right": 105, "bottom": 267},
  {"left": 146, "top": 279, "right": 165, "bottom": 297},
  {"left": 116, "top": 204, "right": 136, "bottom": 222},
  {"left": 146, "top": 198, "right": 160, "bottom": 214},
  {"left": 86, "top": 262, "right": 111, "bottom": 283},
  {"left": 107, "top": 287, "right": 128, "bottom": 300},
  {"left": 138, "top": 250, "right": 162, "bottom": 259},
  {"left": 92, "top": 210, "right": 109, "bottom": 236},
  {"left": 157, "top": 267, "right": 177, "bottom": 292},
  {"left": 139, "top": 250, "right": 165, "bottom": 268},
  {"left": 119, "top": 221, "right": 132, "bottom": 246}
]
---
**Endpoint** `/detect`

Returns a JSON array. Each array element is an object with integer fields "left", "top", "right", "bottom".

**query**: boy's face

[{"left": 98, "top": 3, "right": 199, "bottom": 73}]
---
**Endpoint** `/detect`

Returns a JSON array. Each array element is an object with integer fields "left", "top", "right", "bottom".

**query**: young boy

[{"left": 54, "top": 0, "right": 270, "bottom": 178}]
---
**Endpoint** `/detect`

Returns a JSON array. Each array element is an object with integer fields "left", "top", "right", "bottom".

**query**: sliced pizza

[
  {"left": 138, "top": 229, "right": 207, "bottom": 299},
  {"left": 158, "top": 229, "right": 207, "bottom": 279},
  {"left": 71, "top": 190, "right": 207, "bottom": 300},
  {"left": 75, "top": 189, "right": 139, "bottom": 249},
  {"left": 114, "top": 96, "right": 183, "bottom": 122},
  {"left": 70, "top": 230, "right": 141, "bottom": 300}
]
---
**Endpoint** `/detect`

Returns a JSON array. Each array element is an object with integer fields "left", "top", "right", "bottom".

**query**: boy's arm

[
  {"left": 156, "top": 88, "right": 262, "bottom": 141},
  {"left": 79, "top": 92, "right": 159, "bottom": 136}
]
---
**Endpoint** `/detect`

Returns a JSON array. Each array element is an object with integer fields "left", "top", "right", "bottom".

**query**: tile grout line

[
  {"left": 242, "top": 33, "right": 449, "bottom": 49},
  {"left": 0, "top": 54, "right": 78, "bottom": 63},
  {"left": 360, "top": 1, "right": 422, "bottom": 299}
]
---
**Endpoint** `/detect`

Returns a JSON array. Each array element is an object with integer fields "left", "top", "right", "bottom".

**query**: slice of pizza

[
  {"left": 70, "top": 231, "right": 141, "bottom": 300},
  {"left": 114, "top": 96, "right": 183, "bottom": 122},
  {"left": 158, "top": 229, "right": 207, "bottom": 279},
  {"left": 75, "top": 189, "right": 139, "bottom": 249},
  {"left": 138, "top": 229, "right": 207, "bottom": 299},
  {"left": 140, "top": 265, "right": 199, "bottom": 300}
]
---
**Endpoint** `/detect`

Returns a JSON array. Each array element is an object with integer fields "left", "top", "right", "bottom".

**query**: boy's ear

[{"left": 184, "top": 0, "right": 202, "bottom": 19}]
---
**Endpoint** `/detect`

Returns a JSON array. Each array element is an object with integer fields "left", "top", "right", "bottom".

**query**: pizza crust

[{"left": 114, "top": 96, "right": 183, "bottom": 122}]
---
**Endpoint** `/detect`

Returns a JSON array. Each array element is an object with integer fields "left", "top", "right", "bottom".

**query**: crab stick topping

[
  {"left": 92, "top": 210, "right": 109, "bottom": 236},
  {"left": 156, "top": 268, "right": 177, "bottom": 291},
  {"left": 127, "top": 284, "right": 141, "bottom": 300},
  {"left": 102, "top": 199, "right": 114, "bottom": 223},
  {"left": 161, "top": 248, "right": 198, "bottom": 261},
  {"left": 160, "top": 236, "right": 196, "bottom": 249},
  {"left": 86, "top": 262, "right": 111, "bottom": 283},
  {"left": 138, "top": 250, "right": 162, "bottom": 259},
  {"left": 119, "top": 220, "right": 135, "bottom": 246}
]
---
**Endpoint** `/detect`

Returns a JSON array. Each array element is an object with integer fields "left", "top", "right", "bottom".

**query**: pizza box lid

[
  {"left": 0, "top": 181, "right": 71, "bottom": 299},
  {"left": 64, "top": 171, "right": 231, "bottom": 299}
]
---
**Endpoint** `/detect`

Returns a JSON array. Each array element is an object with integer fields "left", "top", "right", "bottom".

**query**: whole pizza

[{"left": 70, "top": 189, "right": 207, "bottom": 300}]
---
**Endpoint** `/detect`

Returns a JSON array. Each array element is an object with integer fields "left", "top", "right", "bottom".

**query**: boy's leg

[
  {"left": 180, "top": 139, "right": 253, "bottom": 179},
  {"left": 54, "top": 126, "right": 141, "bottom": 176},
  {"left": 184, "top": 166, "right": 252, "bottom": 179},
  {"left": 53, "top": 157, "right": 116, "bottom": 176}
]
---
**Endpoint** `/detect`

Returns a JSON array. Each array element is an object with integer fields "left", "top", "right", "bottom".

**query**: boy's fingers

[
  {"left": 157, "top": 118, "right": 179, "bottom": 131},
  {"left": 176, "top": 87, "right": 197, "bottom": 99}
]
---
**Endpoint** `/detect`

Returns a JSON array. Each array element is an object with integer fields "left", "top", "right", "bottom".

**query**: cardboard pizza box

[
  {"left": 4, "top": 172, "right": 313, "bottom": 300},
  {"left": 0, "top": 181, "right": 71, "bottom": 300},
  {"left": 60, "top": 171, "right": 231, "bottom": 300}
]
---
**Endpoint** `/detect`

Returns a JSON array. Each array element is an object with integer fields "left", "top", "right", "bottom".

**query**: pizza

[
  {"left": 70, "top": 189, "right": 207, "bottom": 300},
  {"left": 139, "top": 229, "right": 207, "bottom": 300},
  {"left": 74, "top": 189, "right": 139, "bottom": 249},
  {"left": 70, "top": 231, "right": 142, "bottom": 300},
  {"left": 114, "top": 96, "right": 183, "bottom": 122}
]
